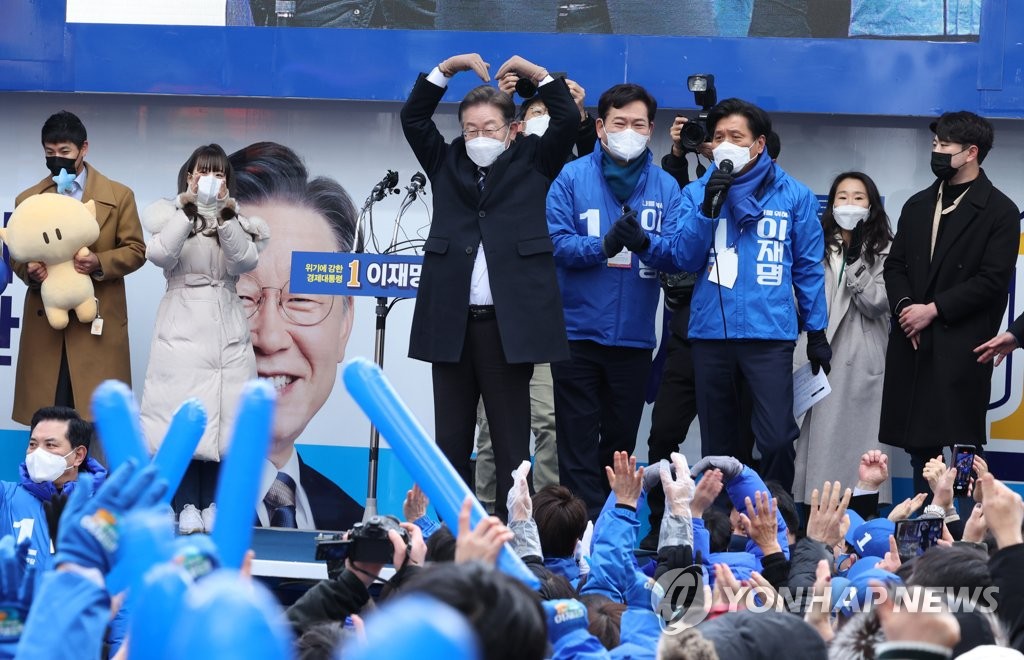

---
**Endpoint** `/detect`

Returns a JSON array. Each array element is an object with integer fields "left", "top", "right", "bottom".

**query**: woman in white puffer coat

[{"left": 139, "top": 143, "right": 270, "bottom": 531}]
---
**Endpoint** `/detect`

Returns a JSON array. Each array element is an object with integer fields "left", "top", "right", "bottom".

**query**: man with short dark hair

[
  {"left": 401, "top": 53, "right": 577, "bottom": 520},
  {"left": 11, "top": 111, "right": 146, "bottom": 429},
  {"left": 881, "top": 111, "right": 1020, "bottom": 494},
  {"left": 1, "top": 406, "right": 107, "bottom": 572},
  {"left": 532, "top": 485, "right": 588, "bottom": 586},
  {"left": 547, "top": 83, "right": 684, "bottom": 517},
  {"left": 674, "top": 98, "right": 829, "bottom": 493}
]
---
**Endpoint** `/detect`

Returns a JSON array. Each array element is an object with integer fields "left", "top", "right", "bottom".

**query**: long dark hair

[
  {"left": 821, "top": 171, "right": 892, "bottom": 266},
  {"left": 177, "top": 144, "right": 235, "bottom": 235}
]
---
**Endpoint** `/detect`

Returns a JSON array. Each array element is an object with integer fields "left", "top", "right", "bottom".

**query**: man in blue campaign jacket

[
  {"left": 0, "top": 407, "right": 106, "bottom": 573},
  {"left": 674, "top": 98, "right": 829, "bottom": 493},
  {"left": 547, "top": 83, "right": 684, "bottom": 518}
]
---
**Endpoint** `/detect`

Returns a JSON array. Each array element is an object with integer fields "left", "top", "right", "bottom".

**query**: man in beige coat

[{"left": 11, "top": 111, "right": 146, "bottom": 427}]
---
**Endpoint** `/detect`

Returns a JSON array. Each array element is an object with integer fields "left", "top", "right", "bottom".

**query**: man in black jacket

[
  {"left": 400, "top": 53, "right": 576, "bottom": 519},
  {"left": 881, "top": 111, "right": 1020, "bottom": 495}
]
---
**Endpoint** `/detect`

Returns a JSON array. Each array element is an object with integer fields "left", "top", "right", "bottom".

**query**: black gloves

[
  {"left": 602, "top": 232, "right": 624, "bottom": 257},
  {"left": 701, "top": 169, "right": 734, "bottom": 218},
  {"left": 845, "top": 226, "right": 863, "bottom": 265},
  {"left": 806, "top": 329, "right": 832, "bottom": 375},
  {"left": 611, "top": 208, "right": 650, "bottom": 252}
]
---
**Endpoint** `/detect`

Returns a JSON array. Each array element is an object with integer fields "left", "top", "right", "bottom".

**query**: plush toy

[{"left": 0, "top": 193, "right": 100, "bottom": 329}]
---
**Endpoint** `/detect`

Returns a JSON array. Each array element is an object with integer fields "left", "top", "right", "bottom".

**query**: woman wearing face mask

[
  {"left": 793, "top": 172, "right": 894, "bottom": 506},
  {"left": 139, "top": 144, "right": 270, "bottom": 533}
]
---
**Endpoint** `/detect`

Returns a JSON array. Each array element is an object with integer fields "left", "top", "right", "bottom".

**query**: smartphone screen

[
  {"left": 895, "top": 518, "right": 944, "bottom": 561},
  {"left": 952, "top": 445, "right": 977, "bottom": 496}
]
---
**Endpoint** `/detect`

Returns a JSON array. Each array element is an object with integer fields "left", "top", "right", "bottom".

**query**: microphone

[
  {"left": 710, "top": 159, "right": 733, "bottom": 219},
  {"left": 406, "top": 172, "right": 426, "bottom": 196},
  {"left": 371, "top": 170, "right": 400, "bottom": 202},
  {"left": 390, "top": 172, "right": 427, "bottom": 251}
]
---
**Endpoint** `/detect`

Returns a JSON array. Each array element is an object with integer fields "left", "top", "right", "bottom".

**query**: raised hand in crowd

[
  {"left": 856, "top": 450, "right": 889, "bottom": 492},
  {"left": 887, "top": 492, "right": 928, "bottom": 522},
  {"left": 690, "top": 469, "right": 723, "bottom": 518},
  {"left": 961, "top": 503, "right": 988, "bottom": 544},
  {"left": 739, "top": 491, "right": 782, "bottom": 556},
  {"left": 438, "top": 52, "right": 491, "bottom": 81},
  {"left": 981, "top": 473, "right": 1024, "bottom": 549},
  {"left": 454, "top": 497, "right": 513, "bottom": 565},
  {"left": 605, "top": 451, "right": 644, "bottom": 509},
  {"left": 876, "top": 535, "right": 901, "bottom": 573},
  {"left": 803, "top": 559, "right": 835, "bottom": 643},
  {"left": 402, "top": 483, "right": 429, "bottom": 523},
  {"left": 658, "top": 452, "right": 696, "bottom": 548},
  {"left": 805, "top": 481, "right": 851, "bottom": 547}
]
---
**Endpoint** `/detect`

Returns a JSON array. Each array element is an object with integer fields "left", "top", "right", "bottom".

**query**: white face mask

[
  {"left": 604, "top": 128, "right": 649, "bottom": 162},
  {"left": 465, "top": 136, "right": 508, "bottom": 168},
  {"left": 25, "top": 447, "right": 74, "bottom": 484},
  {"left": 524, "top": 115, "right": 551, "bottom": 137},
  {"left": 833, "top": 205, "right": 870, "bottom": 231},
  {"left": 712, "top": 140, "right": 753, "bottom": 174}
]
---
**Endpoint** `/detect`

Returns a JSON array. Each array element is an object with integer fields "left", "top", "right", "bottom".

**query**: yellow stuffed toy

[{"left": 0, "top": 193, "right": 100, "bottom": 329}]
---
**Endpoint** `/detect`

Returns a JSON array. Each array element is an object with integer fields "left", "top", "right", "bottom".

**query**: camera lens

[{"left": 679, "top": 122, "right": 707, "bottom": 152}]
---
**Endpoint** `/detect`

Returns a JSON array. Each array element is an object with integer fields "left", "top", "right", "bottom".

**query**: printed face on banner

[{"left": 243, "top": 201, "right": 354, "bottom": 458}]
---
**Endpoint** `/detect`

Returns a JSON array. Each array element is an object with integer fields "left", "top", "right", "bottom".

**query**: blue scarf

[
  {"left": 602, "top": 149, "right": 649, "bottom": 204},
  {"left": 721, "top": 152, "right": 773, "bottom": 229},
  {"left": 19, "top": 457, "right": 108, "bottom": 502}
]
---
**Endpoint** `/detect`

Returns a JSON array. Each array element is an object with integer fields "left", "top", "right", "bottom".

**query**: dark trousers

[
  {"left": 433, "top": 317, "right": 533, "bottom": 521},
  {"left": 172, "top": 459, "right": 221, "bottom": 514},
  {"left": 646, "top": 330, "right": 698, "bottom": 529},
  {"left": 692, "top": 340, "right": 799, "bottom": 492},
  {"left": 552, "top": 340, "right": 652, "bottom": 519}
]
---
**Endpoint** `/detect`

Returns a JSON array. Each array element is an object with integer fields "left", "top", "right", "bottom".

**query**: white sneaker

[
  {"left": 201, "top": 503, "right": 216, "bottom": 533},
  {"left": 179, "top": 504, "right": 204, "bottom": 535}
]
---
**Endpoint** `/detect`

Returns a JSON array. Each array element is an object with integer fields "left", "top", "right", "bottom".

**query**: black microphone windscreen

[
  {"left": 412, "top": 172, "right": 426, "bottom": 186},
  {"left": 385, "top": 170, "right": 399, "bottom": 187},
  {"left": 719, "top": 159, "right": 734, "bottom": 174}
]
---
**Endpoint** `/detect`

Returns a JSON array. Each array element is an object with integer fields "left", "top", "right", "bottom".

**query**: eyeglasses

[
  {"left": 237, "top": 275, "right": 334, "bottom": 327},
  {"left": 462, "top": 124, "right": 510, "bottom": 140}
]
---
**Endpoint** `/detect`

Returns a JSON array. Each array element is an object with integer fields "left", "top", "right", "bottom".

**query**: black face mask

[
  {"left": 930, "top": 147, "right": 968, "bottom": 181},
  {"left": 46, "top": 156, "right": 78, "bottom": 178}
]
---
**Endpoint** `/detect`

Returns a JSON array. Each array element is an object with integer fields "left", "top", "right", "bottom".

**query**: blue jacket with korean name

[
  {"left": 0, "top": 459, "right": 107, "bottom": 575},
  {"left": 674, "top": 159, "right": 827, "bottom": 340},
  {"left": 548, "top": 146, "right": 684, "bottom": 349}
]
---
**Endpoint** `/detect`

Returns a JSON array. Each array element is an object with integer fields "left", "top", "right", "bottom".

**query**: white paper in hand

[{"left": 793, "top": 361, "right": 831, "bottom": 418}]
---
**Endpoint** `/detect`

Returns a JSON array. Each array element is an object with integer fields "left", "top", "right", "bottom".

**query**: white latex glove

[
  {"left": 506, "top": 460, "right": 532, "bottom": 523},
  {"left": 660, "top": 452, "right": 696, "bottom": 550}
]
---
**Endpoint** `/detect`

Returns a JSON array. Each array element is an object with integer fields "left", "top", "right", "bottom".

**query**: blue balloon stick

[
  {"left": 342, "top": 358, "right": 540, "bottom": 589},
  {"left": 90, "top": 380, "right": 150, "bottom": 471},
  {"left": 211, "top": 380, "right": 276, "bottom": 570},
  {"left": 152, "top": 399, "right": 207, "bottom": 505}
]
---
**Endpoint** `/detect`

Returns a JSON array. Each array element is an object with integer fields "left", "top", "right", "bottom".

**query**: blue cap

[
  {"left": 844, "top": 510, "right": 866, "bottom": 547},
  {"left": 851, "top": 518, "right": 895, "bottom": 558}
]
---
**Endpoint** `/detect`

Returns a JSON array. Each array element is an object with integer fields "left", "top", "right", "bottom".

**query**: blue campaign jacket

[
  {"left": 674, "top": 160, "right": 827, "bottom": 340},
  {"left": 0, "top": 459, "right": 107, "bottom": 574},
  {"left": 547, "top": 146, "right": 684, "bottom": 349},
  {"left": 692, "top": 466, "right": 790, "bottom": 587},
  {"left": 544, "top": 555, "right": 582, "bottom": 589}
]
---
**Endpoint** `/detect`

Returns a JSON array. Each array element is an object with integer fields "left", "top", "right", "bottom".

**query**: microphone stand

[{"left": 363, "top": 178, "right": 425, "bottom": 520}]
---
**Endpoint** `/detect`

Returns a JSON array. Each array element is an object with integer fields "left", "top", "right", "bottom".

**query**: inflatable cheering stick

[
  {"left": 90, "top": 380, "right": 150, "bottom": 471},
  {"left": 211, "top": 379, "right": 276, "bottom": 570},
  {"left": 343, "top": 357, "right": 540, "bottom": 589},
  {"left": 153, "top": 398, "right": 207, "bottom": 505},
  {"left": 346, "top": 595, "right": 480, "bottom": 660}
]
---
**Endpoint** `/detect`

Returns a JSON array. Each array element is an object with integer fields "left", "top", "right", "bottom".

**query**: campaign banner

[{"left": 290, "top": 252, "right": 423, "bottom": 298}]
